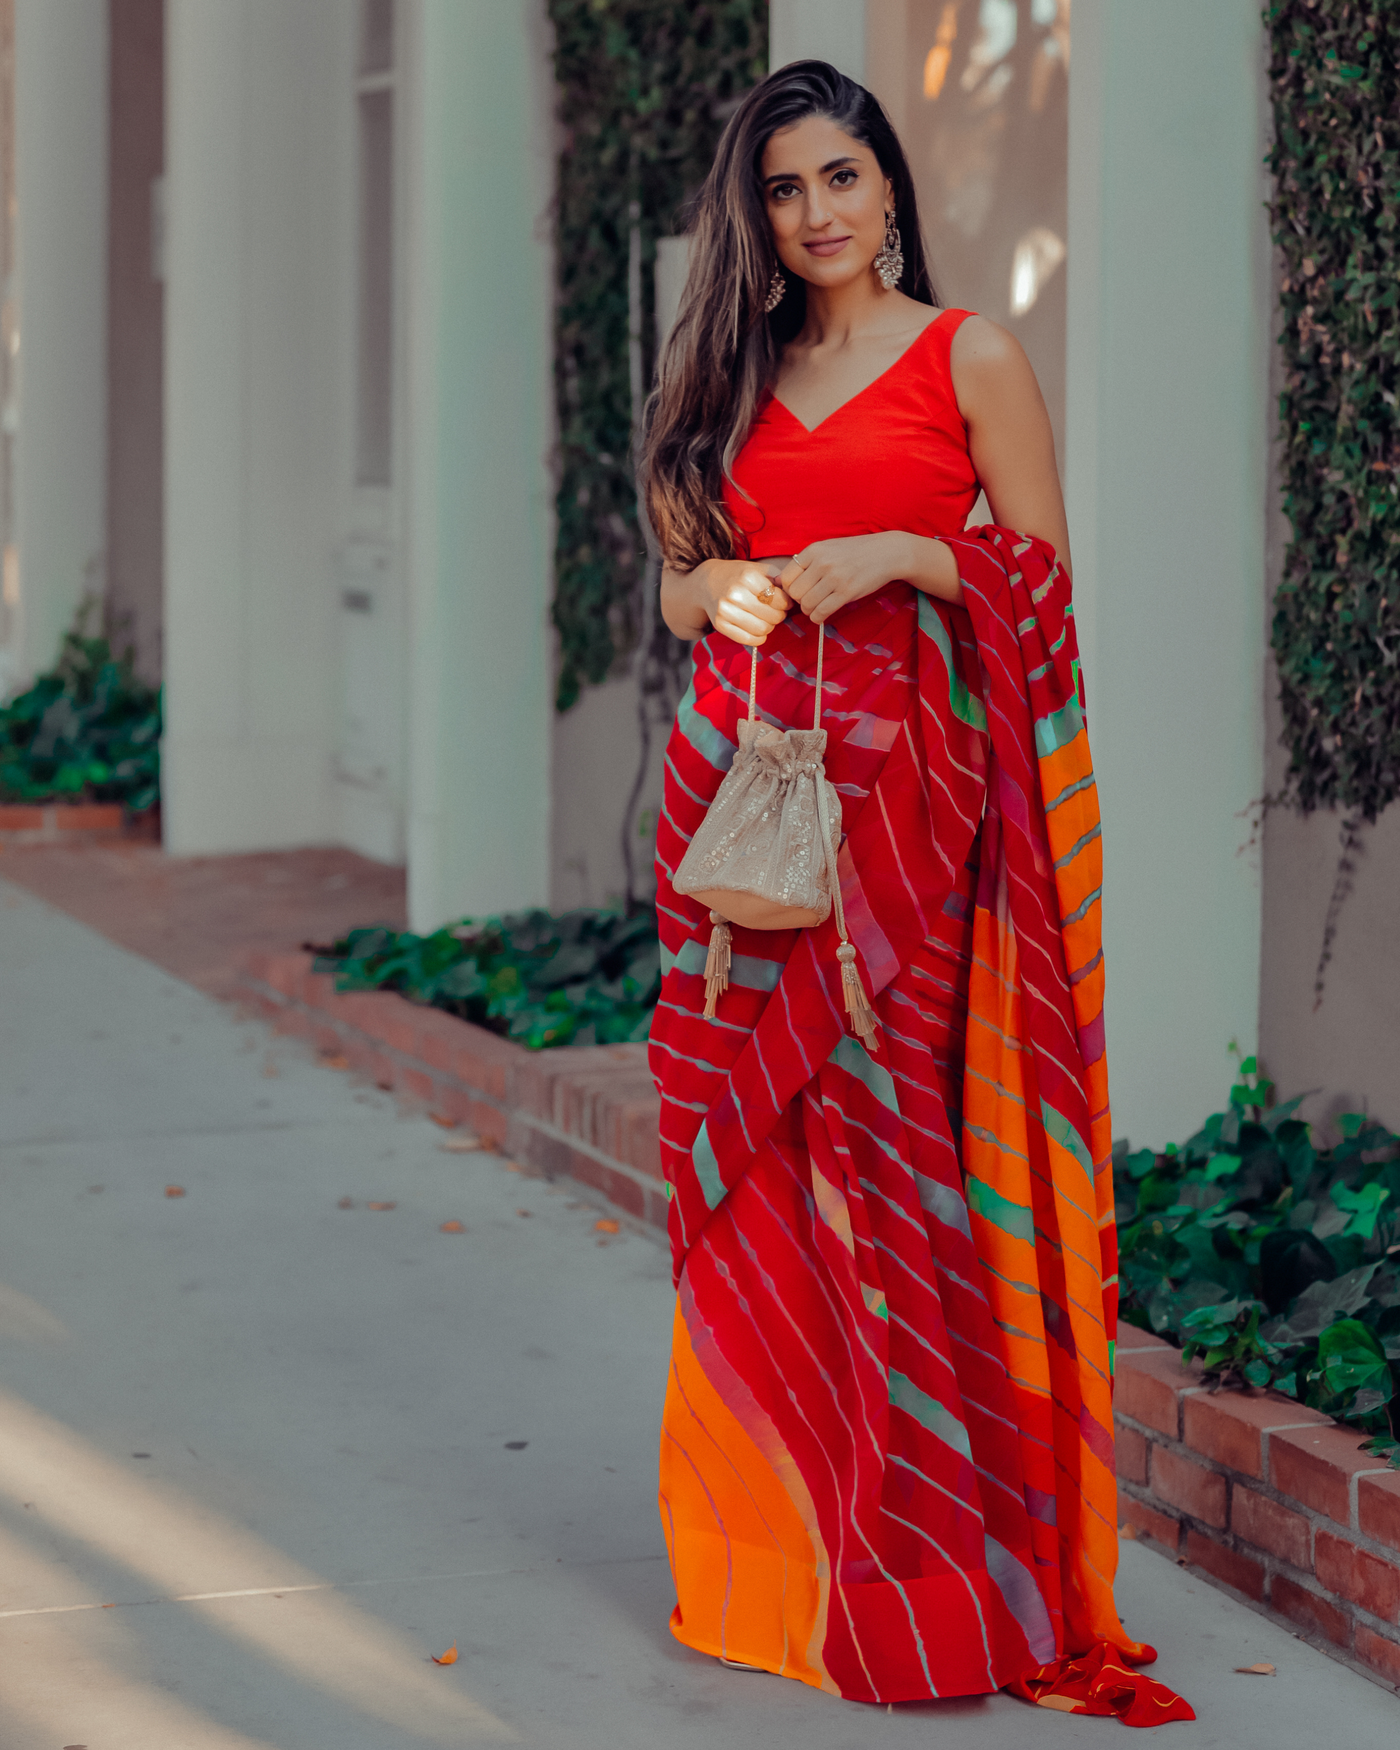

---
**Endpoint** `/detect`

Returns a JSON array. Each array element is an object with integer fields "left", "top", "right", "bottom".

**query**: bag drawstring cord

[
  {"left": 814, "top": 766, "right": 880, "bottom": 1052},
  {"left": 708, "top": 625, "right": 878, "bottom": 1049}
]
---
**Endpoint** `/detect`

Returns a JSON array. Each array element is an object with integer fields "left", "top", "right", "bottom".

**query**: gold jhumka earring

[{"left": 873, "top": 209, "right": 904, "bottom": 290}]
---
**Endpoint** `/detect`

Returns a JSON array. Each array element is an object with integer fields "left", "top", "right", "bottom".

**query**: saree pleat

[{"left": 651, "top": 529, "right": 1192, "bottom": 1724}]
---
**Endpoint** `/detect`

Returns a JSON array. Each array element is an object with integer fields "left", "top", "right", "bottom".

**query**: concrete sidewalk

[{"left": 0, "top": 875, "right": 1394, "bottom": 1747}]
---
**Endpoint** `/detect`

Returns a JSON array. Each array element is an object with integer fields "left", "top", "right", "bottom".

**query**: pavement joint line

[
  {"left": 0, "top": 1552, "right": 669, "bottom": 1620},
  {"left": 0, "top": 1116, "right": 403, "bottom": 1151}
]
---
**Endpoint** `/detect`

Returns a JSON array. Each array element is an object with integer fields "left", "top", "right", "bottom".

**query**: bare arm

[{"left": 952, "top": 314, "right": 1070, "bottom": 575}]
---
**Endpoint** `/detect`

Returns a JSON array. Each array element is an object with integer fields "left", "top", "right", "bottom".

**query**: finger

[
  {"left": 802, "top": 579, "right": 841, "bottom": 623},
  {"left": 790, "top": 560, "right": 831, "bottom": 609},
  {"left": 777, "top": 556, "right": 807, "bottom": 591},
  {"left": 716, "top": 604, "right": 781, "bottom": 643},
  {"left": 734, "top": 590, "right": 788, "bottom": 625}
]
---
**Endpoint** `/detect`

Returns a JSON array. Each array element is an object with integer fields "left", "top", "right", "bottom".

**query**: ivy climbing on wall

[
  {"left": 547, "top": 0, "right": 768, "bottom": 712},
  {"left": 1267, "top": 3, "right": 1400, "bottom": 823}
]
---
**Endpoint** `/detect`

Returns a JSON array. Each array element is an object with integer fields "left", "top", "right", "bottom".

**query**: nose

[{"left": 806, "top": 189, "right": 835, "bottom": 231}]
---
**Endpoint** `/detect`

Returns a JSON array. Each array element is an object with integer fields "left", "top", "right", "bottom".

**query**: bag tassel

[
  {"left": 703, "top": 911, "right": 732, "bottom": 1019},
  {"left": 836, "top": 942, "right": 879, "bottom": 1050}
]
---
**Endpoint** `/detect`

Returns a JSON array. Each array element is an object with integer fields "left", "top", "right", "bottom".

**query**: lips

[{"left": 803, "top": 236, "right": 853, "bottom": 258}]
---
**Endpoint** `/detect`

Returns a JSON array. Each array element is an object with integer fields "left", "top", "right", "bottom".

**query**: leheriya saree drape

[{"left": 650, "top": 528, "right": 1193, "bottom": 1726}]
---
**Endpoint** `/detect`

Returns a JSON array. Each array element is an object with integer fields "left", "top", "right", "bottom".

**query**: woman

[{"left": 641, "top": 62, "right": 1190, "bottom": 1727}]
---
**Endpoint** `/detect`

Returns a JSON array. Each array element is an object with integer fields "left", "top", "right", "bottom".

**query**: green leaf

[
  {"left": 1331, "top": 1181, "right": 1391, "bottom": 1240},
  {"left": 1336, "top": 1112, "right": 1367, "bottom": 1140}
]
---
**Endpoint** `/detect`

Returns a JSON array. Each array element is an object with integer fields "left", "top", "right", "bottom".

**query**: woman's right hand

[
  {"left": 698, "top": 558, "right": 792, "bottom": 646},
  {"left": 660, "top": 556, "right": 793, "bottom": 645}
]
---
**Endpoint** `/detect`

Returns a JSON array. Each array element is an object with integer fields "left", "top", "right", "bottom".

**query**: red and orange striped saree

[{"left": 649, "top": 529, "right": 1191, "bottom": 1725}]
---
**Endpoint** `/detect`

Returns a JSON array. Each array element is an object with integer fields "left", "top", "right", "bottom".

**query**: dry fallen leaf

[
  {"left": 337, "top": 1196, "right": 354, "bottom": 1209},
  {"left": 367, "top": 1201, "right": 396, "bottom": 1212},
  {"left": 164, "top": 1186, "right": 185, "bottom": 1199},
  {"left": 439, "top": 1220, "right": 465, "bottom": 1234},
  {"left": 431, "top": 1643, "right": 458, "bottom": 1666},
  {"left": 429, "top": 1112, "right": 458, "bottom": 1128},
  {"left": 319, "top": 1053, "right": 350, "bottom": 1071},
  {"left": 594, "top": 1218, "right": 620, "bottom": 1235},
  {"left": 1234, "top": 1662, "right": 1275, "bottom": 1676},
  {"left": 1119, "top": 1522, "right": 1138, "bottom": 1541},
  {"left": 516, "top": 1208, "right": 533, "bottom": 1218},
  {"left": 438, "top": 1135, "right": 483, "bottom": 1153}
]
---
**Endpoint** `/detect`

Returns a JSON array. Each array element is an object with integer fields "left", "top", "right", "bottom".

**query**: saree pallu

[{"left": 650, "top": 529, "right": 1192, "bottom": 1726}]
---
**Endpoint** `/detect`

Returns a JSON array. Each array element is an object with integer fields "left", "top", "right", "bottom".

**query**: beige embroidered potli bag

[{"left": 672, "top": 626, "right": 879, "bottom": 1048}]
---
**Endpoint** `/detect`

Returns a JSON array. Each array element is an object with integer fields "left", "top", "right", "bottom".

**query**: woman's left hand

[{"left": 777, "top": 532, "right": 914, "bottom": 625}]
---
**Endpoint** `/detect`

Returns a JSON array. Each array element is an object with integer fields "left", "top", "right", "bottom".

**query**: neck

[{"left": 798, "top": 274, "right": 898, "bottom": 347}]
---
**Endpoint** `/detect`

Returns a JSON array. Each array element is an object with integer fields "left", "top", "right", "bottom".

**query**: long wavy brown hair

[{"left": 641, "top": 60, "right": 937, "bottom": 570}]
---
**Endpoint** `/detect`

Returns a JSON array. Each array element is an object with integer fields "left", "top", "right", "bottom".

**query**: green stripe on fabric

[
  {"left": 1053, "top": 823, "right": 1102, "bottom": 872},
  {"left": 1040, "top": 1099, "right": 1094, "bottom": 1176},
  {"left": 676, "top": 680, "right": 736, "bottom": 774},
  {"left": 1061, "top": 885, "right": 1102, "bottom": 927},
  {"left": 888, "top": 1370, "right": 973, "bottom": 1461},
  {"left": 1044, "top": 771, "right": 1097, "bottom": 814},
  {"left": 828, "top": 1033, "right": 901, "bottom": 1117},
  {"left": 918, "top": 594, "right": 987, "bottom": 732},
  {"left": 862, "top": 1282, "right": 889, "bottom": 1321},
  {"left": 1108, "top": 1338, "right": 1115, "bottom": 1378},
  {"left": 965, "top": 1174, "right": 1035, "bottom": 1244},
  {"left": 1034, "top": 693, "right": 1084, "bottom": 758},
  {"left": 692, "top": 1119, "right": 725, "bottom": 1211},
  {"left": 673, "top": 936, "right": 782, "bottom": 991}
]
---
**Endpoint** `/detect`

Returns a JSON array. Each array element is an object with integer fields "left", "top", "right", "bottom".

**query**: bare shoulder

[{"left": 947, "top": 313, "right": 1046, "bottom": 417}]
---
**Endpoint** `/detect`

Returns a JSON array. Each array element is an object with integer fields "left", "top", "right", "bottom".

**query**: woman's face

[{"left": 760, "top": 115, "right": 893, "bottom": 293}]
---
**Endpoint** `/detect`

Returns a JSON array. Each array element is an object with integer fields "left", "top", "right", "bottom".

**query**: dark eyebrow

[{"left": 763, "top": 155, "right": 859, "bottom": 187}]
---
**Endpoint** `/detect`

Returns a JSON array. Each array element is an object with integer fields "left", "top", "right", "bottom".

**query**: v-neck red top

[{"left": 722, "top": 307, "right": 978, "bottom": 559}]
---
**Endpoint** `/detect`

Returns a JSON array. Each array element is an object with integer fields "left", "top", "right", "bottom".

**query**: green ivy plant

[
  {"left": 547, "top": 0, "right": 768, "bottom": 711},
  {"left": 313, "top": 905, "right": 660, "bottom": 1051},
  {"left": 1116, "top": 1051, "right": 1400, "bottom": 1463},
  {"left": 1266, "top": 5, "right": 1400, "bottom": 824},
  {"left": 0, "top": 602, "right": 161, "bottom": 810}
]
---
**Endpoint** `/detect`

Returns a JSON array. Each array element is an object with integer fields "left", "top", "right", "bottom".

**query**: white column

[
  {"left": 400, "top": 0, "right": 553, "bottom": 930},
  {"left": 1065, "top": 0, "right": 1268, "bottom": 1148},
  {"left": 163, "top": 1, "right": 345, "bottom": 854},
  {"left": 10, "top": 0, "right": 108, "bottom": 686},
  {"left": 770, "top": 0, "right": 866, "bottom": 79}
]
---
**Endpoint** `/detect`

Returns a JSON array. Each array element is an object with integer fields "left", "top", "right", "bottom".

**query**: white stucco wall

[
  {"left": 770, "top": 0, "right": 866, "bottom": 79},
  {"left": 10, "top": 0, "right": 109, "bottom": 690},
  {"left": 401, "top": 0, "right": 554, "bottom": 929},
  {"left": 163, "top": 0, "right": 349, "bottom": 854},
  {"left": 1066, "top": 0, "right": 1269, "bottom": 1148}
]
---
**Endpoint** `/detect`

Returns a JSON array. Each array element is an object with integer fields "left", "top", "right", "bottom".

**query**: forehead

[{"left": 760, "top": 115, "right": 874, "bottom": 178}]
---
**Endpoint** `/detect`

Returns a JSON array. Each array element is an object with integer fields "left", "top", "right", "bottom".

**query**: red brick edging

[
  {"left": 233, "top": 952, "right": 1400, "bottom": 1686},
  {"left": 234, "top": 950, "right": 667, "bottom": 1227},
  {"left": 1116, "top": 1327, "right": 1400, "bottom": 1687},
  {"left": 0, "top": 802, "right": 128, "bottom": 843}
]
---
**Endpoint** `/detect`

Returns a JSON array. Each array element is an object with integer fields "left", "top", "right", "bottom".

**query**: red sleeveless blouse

[{"left": 722, "top": 307, "right": 979, "bottom": 557}]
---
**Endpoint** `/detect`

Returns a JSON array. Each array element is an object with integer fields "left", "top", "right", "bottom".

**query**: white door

[{"left": 334, "top": 0, "right": 406, "bottom": 863}]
